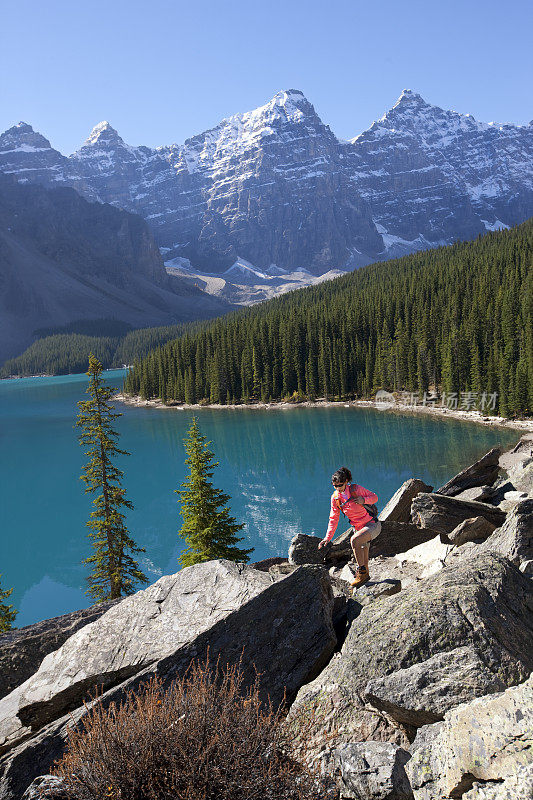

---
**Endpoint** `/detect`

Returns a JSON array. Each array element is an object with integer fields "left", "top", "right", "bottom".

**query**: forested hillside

[
  {"left": 0, "top": 323, "right": 194, "bottom": 377},
  {"left": 124, "top": 219, "right": 533, "bottom": 417}
]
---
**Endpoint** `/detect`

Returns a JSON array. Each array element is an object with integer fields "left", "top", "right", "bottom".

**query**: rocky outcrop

[
  {"left": 410, "top": 493, "right": 506, "bottom": 536},
  {"left": 0, "top": 560, "right": 336, "bottom": 761},
  {"left": 436, "top": 448, "right": 501, "bottom": 496},
  {"left": 332, "top": 742, "right": 413, "bottom": 799},
  {"left": 406, "top": 674, "right": 533, "bottom": 800},
  {"left": 0, "top": 601, "right": 118, "bottom": 701},
  {"left": 289, "top": 553, "right": 533, "bottom": 755},
  {"left": 378, "top": 480, "right": 433, "bottom": 523}
]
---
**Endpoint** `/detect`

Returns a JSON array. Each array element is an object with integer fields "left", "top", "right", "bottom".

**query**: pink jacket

[{"left": 325, "top": 483, "right": 379, "bottom": 541}]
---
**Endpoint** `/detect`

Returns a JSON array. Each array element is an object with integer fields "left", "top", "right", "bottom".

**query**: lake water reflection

[{"left": 0, "top": 370, "right": 519, "bottom": 626}]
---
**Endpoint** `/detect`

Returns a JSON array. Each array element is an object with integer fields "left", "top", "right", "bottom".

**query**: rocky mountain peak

[
  {"left": 81, "top": 120, "right": 125, "bottom": 148},
  {"left": 0, "top": 121, "right": 53, "bottom": 151},
  {"left": 252, "top": 88, "right": 318, "bottom": 125}
]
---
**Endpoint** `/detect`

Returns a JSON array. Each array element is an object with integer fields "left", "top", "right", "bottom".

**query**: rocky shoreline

[
  {"left": 0, "top": 436, "right": 532, "bottom": 799},
  {"left": 114, "top": 392, "right": 533, "bottom": 432}
]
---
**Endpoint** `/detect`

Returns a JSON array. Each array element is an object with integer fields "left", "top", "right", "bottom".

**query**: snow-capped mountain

[{"left": 1, "top": 89, "right": 531, "bottom": 274}]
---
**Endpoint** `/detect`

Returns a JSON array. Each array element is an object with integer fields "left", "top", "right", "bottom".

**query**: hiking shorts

[{"left": 351, "top": 520, "right": 381, "bottom": 547}]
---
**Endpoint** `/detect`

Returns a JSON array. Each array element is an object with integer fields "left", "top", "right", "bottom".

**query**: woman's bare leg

[{"left": 350, "top": 528, "right": 372, "bottom": 568}]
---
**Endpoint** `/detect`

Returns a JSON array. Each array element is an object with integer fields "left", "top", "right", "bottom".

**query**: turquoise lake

[{"left": 0, "top": 370, "right": 519, "bottom": 627}]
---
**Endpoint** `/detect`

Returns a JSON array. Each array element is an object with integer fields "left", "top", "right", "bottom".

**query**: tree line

[
  {"left": 124, "top": 219, "right": 533, "bottom": 418},
  {"left": 0, "top": 322, "right": 194, "bottom": 378}
]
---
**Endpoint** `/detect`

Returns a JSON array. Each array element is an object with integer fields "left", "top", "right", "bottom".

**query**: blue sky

[{"left": 1, "top": 0, "right": 532, "bottom": 155}]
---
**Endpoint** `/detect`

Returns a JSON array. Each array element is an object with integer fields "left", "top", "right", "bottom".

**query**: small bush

[{"left": 53, "top": 658, "right": 329, "bottom": 800}]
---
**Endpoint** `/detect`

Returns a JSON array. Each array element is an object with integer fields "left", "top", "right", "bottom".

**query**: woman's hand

[{"left": 318, "top": 538, "right": 330, "bottom": 549}]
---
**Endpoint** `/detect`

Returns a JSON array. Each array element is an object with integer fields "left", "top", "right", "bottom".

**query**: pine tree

[
  {"left": 77, "top": 354, "right": 148, "bottom": 601},
  {"left": 176, "top": 417, "right": 254, "bottom": 568},
  {"left": 0, "top": 575, "right": 17, "bottom": 633}
]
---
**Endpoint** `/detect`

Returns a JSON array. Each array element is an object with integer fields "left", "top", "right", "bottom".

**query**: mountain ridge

[{"left": 1, "top": 88, "right": 532, "bottom": 274}]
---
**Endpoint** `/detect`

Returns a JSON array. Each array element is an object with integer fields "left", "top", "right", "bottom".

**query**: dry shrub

[{"left": 53, "top": 658, "right": 331, "bottom": 800}]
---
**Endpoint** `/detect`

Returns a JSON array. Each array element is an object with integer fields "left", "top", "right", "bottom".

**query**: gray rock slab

[
  {"left": 332, "top": 741, "right": 413, "bottom": 799},
  {"left": 364, "top": 646, "right": 507, "bottom": 727},
  {"left": 411, "top": 493, "right": 506, "bottom": 535},
  {"left": 0, "top": 600, "right": 118, "bottom": 701},
  {"left": 379, "top": 480, "right": 433, "bottom": 524},
  {"left": 289, "top": 553, "right": 533, "bottom": 758},
  {"left": 0, "top": 561, "right": 336, "bottom": 757},
  {"left": 479, "top": 498, "right": 533, "bottom": 565},
  {"left": 406, "top": 674, "right": 533, "bottom": 800},
  {"left": 453, "top": 486, "right": 497, "bottom": 503},
  {"left": 436, "top": 448, "right": 501, "bottom": 496}
]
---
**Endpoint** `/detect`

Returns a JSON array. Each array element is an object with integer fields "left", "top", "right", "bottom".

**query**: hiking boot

[{"left": 350, "top": 566, "right": 370, "bottom": 588}]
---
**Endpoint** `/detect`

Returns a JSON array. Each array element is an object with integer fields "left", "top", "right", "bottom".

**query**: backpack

[{"left": 334, "top": 484, "right": 379, "bottom": 523}]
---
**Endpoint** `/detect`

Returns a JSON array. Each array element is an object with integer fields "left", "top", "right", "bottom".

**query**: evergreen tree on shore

[
  {"left": 77, "top": 354, "right": 148, "bottom": 601},
  {"left": 176, "top": 417, "right": 254, "bottom": 568},
  {"left": 0, "top": 576, "right": 17, "bottom": 632}
]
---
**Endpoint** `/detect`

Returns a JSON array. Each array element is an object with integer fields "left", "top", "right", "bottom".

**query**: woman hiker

[{"left": 318, "top": 466, "right": 381, "bottom": 588}]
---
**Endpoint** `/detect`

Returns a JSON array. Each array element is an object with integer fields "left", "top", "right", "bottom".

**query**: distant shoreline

[{"left": 113, "top": 393, "right": 533, "bottom": 432}]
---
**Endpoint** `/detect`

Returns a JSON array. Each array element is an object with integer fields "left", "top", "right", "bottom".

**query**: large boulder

[
  {"left": 410, "top": 493, "right": 506, "bottom": 536},
  {"left": 379, "top": 480, "right": 433, "bottom": 523},
  {"left": 289, "top": 553, "right": 533, "bottom": 757},
  {"left": 289, "top": 533, "right": 334, "bottom": 565},
  {"left": 363, "top": 646, "right": 507, "bottom": 727},
  {"left": 435, "top": 448, "right": 501, "bottom": 497},
  {"left": 462, "top": 766, "right": 533, "bottom": 800},
  {"left": 0, "top": 600, "right": 118, "bottom": 701},
  {"left": 406, "top": 674, "right": 533, "bottom": 800},
  {"left": 479, "top": 498, "right": 533, "bottom": 566},
  {"left": 332, "top": 741, "right": 413, "bottom": 799},
  {"left": 369, "top": 522, "right": 439, "bottom": 559},
  {"left": 447, "top": 516, "right": 496, "bottom": 546},
  {"left": 0, "top": 560, "right": 336, "bottom": 759}
]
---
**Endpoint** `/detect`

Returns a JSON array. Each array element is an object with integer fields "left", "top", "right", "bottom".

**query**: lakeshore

[{"left": 114, "top": 393, "right": 533, "bottom": 433}]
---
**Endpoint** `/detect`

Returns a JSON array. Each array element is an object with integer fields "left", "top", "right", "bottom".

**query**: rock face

[
  {"left": 0, "top": 601, "right": 118, "bottom": 701},
  {"left": 410, "top": 493, "right": 506, "bottom": 536},
  {"left": 0, "top": 561, "right": 336, "bottom": 759},
  {"left": 332, "top": 742, "right": 413, "bottom": 800},
  {"left": 289, "top": 553, "right": 533, "bottom": 755},
  {"left": 406, "top": 674, "right": 533, "bottom": 800},
  {"left": 2, "top": 89, "right": 532, "bottom": 275},
  {"left": 436, "top": 448, "right": 501, "bottom": 496},
  {"left": 378, "top": 480, "right": 433, "bottom": 523}
]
